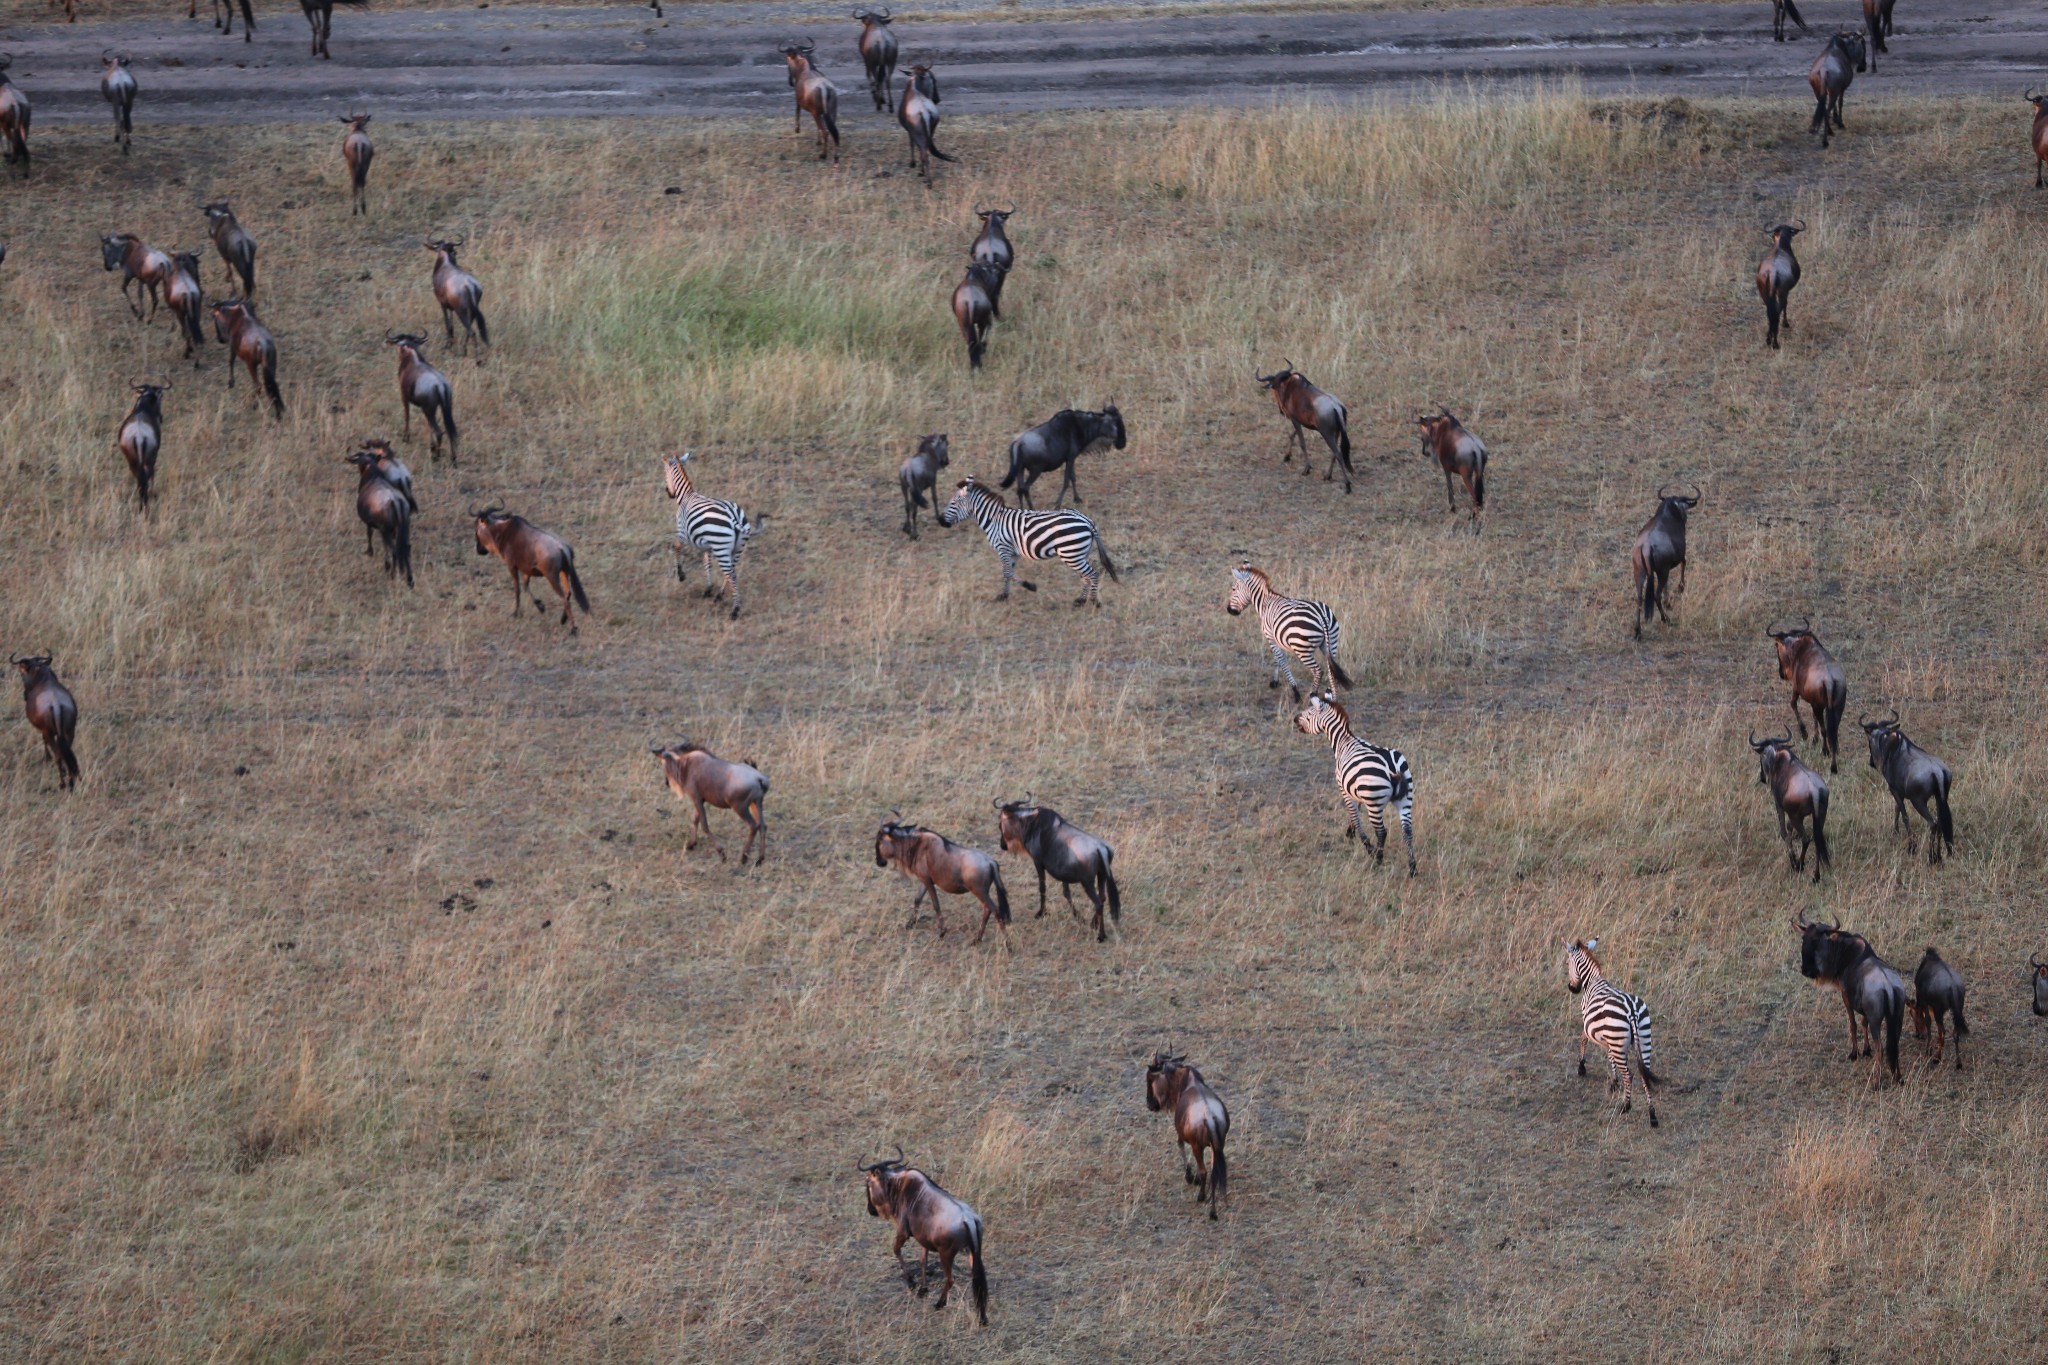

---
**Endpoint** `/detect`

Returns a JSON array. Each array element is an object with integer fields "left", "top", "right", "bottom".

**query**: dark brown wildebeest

[
  {"left": 303, "top": 0, "right": 368, "bottom": 59},
  {"left": 1773, "top": 0, "right": 1808, "bottom": 41},
  {"left": 0, "top": 56, "right": 30, "bottom": 179},
  {"left": 779, "top": 41, "right": 841, "bottom": 162},
  {"left": 853, "top": 9, "right": 897, "bottom": 113},
  {"left": 347, "top": 450, "right": 413, "bottom": 588},
  {"left": 651, "top": 741, "right": 769, "bottom": 866},
  {"left": 387, "top": 332, "right": 458, "bottom": 463},
  {"left": 472, "top": 508, "right": 591, "bottom": 633},
  {"left": 1752, "top": 732, "right": 1830, "bottom": 882},
  {"left": 195, "top": 0, "right": 256, "bottom": 41},
  {"left": 115, "top": 381, "right": 167, "bottom": 510},
  {"left": 1000, "top": 405, "right": 1125, "bottom": 509},
  {"left": 897, "top": 64, "right": 953, "bottom": 181},
  {"left": 1859, "top": 708, "right": 1954, "bottom": 863},
  {"left": 426, "top": 238, "right": 489, "bottom": 357},
  {"left": 873, "top": 815, "right": 1012, "bottom": 947},
  {"left": 101, "top": 233, "right": 173, "bottom": 322},
  {"left": 340, "top": 112, "right": 374, "bottom": 214},
  {"left": 1145, "top": 1052, "right": 1230, "bottom": 1220},
  {"left": 971, "top": 204, "right": 1015, "bottom": 273},
  {"left": 100, "top": 53, "right": 136, "bottom": 154},
  {"left": 994, "top": 797, "right": 1119, "bottom": 941},
  {"left": 1794, "top": 912, "right": 1905, "bottom": 1086},
  {"left": 1766, "top": 618, "right": 1847, "bottom": 772},
  {"left": 858, "top": 1148, "right": 990, "bottom": 1324},
  {"left": 1631, "top": 484, "right": 1698, "bottom": 639},
  {"left": 1861, "top": 0, "right": 1894, "bottom": 69},
  {"left": 951, "top": 259, "right": 1003, "bottom": 370},
  {"left": 210, "top": 299, "right": 284, "bottom": 419},
  {"left": 356, "top": 439, "right": 415, "bottom": 512},
  {"left": 1908, "top": 948, "right": 1967, "bottom": 1070},
  {"left": 1757, "top": 220, "right": 1803, "bottom": 350},
  {"left": 1254, "top": 359, "right": 1353, "bottom": 493},
  {"left": 1416, "top": 404, "right": 1487, "bottom": 530},
  {"left": 1809, "top": 31, "right": 1867, "bottom": 148},
  {"left": 163, "top": 250, "right": 205, "bottom": 361},
  {"left": 898, "top": 433, "right": 949, "bottom": 539},
  {"left": 12, "top": 655, "right": 78, "bottom": 791},
  {"left": 201, "top": 201, "right": 258, "bottom": 297},
  {"left": 2031, "top": 951, "right": 2048, "bottom": 1018}
]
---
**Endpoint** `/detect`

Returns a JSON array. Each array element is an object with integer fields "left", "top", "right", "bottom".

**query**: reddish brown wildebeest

[
  {"left": 0, "top": 56, "right": 30, "bottom": 179},
  {"left": 1255, "top": 360, "right": 1353, "bottom": 493},
  {"left": 1416, "top": 404, "right": 1487, "bottom": 530},
  {"left": 210, "top": 299, "right": 283, "bottom": 419},
  {"left": 854, "top": 9, "right": 897, "bottom": 112},
  {"left": 340, "top": 112, "right": 373, "bottom": 214},
  {"left": 347, "top": 450, "right": 413, "bottom": 588},
  {"left": 387, "top": 332, "right": 458, "bottom": 463},
  {"left": 874, "top": 816, "right": 1012, "bottom": 947},
  {"left": 651, "top": 741, "right": 769, "bottom": 866},
  {"left": 2030, "top": 90, "right": 2048, "bottom": 187},
  {"left": 859, "top": 1148, "right": 990, "bottom": 1324},
  {"left": 100, "top": 53, "right": 136, "bottom": 154},
  {"left": 778, "top": 42, "right": 841, "bottom": 161},
  {"left": 1757, "top": 220, "right": 1803, "bottom": 350},
  {"left": 426, "top": 237, "right": 489, "bottom": 356},
  {"left": 12, "top": 655, "right": 78, "bottom": 790},
  {"left": 1809, "top": 31, "right": 1866, "bottom": 148},
  {"left": 101, "top": 233, "right": 173, "bottom": 322},
  {"left": 115, "top": 380, "right": 167, "bottom": 510},
  {"left": 1753, "top": 733, "right": 1831, "bottom": 881},
  {"left": 472, "top": 507, "right": 590, "bottom": 633},
  {"left": 163, "top": 250, "right": 205, "bottom": 360},
  {"left": 201, "top": 201, "right": 257, "bottom": 297},
  {"left": 1767, "top": 618, "right": 1847, "bottom": 772},
  {"left": 1145, "top": 1052, "right": 1230, "bottom": 1219}
]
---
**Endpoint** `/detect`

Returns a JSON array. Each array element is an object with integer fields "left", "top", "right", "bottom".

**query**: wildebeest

[
  {"left": 873, "top": 816, "right": 1012, "bottom": 947},
  {"left": 346, "top": 450, "right": 413, "bottom": 588},
  {"left": 100, "top": 53, "right": 136, "bottom": 155},
  {"left": 898, "top": 433, "right": 949, "bottom": 539},
  {"left": 210, "top": 299, "right": 284, "bottom": 419},
  {"left": 340, "top": 112, "right": 373, "bottom": 214},
  {"left": 163, "top": 250, "right": 205, "bottom": 361},
  {"left": 970, "top": 204, "right": 1015, "bottom": 273},
  {"left": 387, "top": 332, "right": 458, "bottom": 463},
  {"left": 101, "top": 233, "right": 172, "bottom": 322},
  {"left": 853, "top": 9, "right": 898, "bottom": 112},
  {"left": 201, "top": 201, "right": 257, "bottom": 297},
  {"left": 1145, "top": 1052, "right": 1230, "bottom": 1219},
  {"left": 356, "top": 439, "right": 415, "bottom": 511},
  {"left": 1255, "top": 360, "right": 1354, "bottom": 493},
  {"left": 1752, "top": 732, "right": 1830, "bottom": 881},
  {"left": 472, "top": 508, "right": 590, "bottom": 633},
  {"left": 999, "top": 405, "right": 1125, "bottom": 509},
  {"left": 115, "top": 381, "right": 167, "bottom": 510},
  {"left": 1794, "top": 912, "right": 1905, "bottom": 1086},
  {"left": 0, "top": 56, "right": 30, "bottom": 179},
  {"left": 1630, "top": 484, "right": 1698, "bottom": 639},
  {"left": 2031, "top": 951, "right": 2048, "bottom": 1018},
  {"left": 994, "top": 798, "right": 1119, "bottom": 942},
  {"left": 1416, "top": 404, "right": 1487, "bottom": 530},
  {"left": 1861, "top": 0, "right": 1894, "bottom": 67},
  {"left": 858, "top": 1148, "right": 990, "bottom": 1324},
  {"left": 779, "top": 41, "right": 841, "bottom": 162},
  {"left": 12, "top": 655, "right": 78, "bottom": 790},
  {"left": 197, "top": 0, "right": 256, "bottom": 40},
  {"left": 1908, "top": 948, "right": 1967, "bottom": 1070},
  {"left": 2030, "top": 90, "right": 2048, "bottom": 187},
  {"left": 303, "top": 0, "right": 368, "bottom": 59},
  {"left": 1773, "top": 0, "right": 1809, "bottom": 41},
  {"left": 650, "top": 740, "right": 769, "bottom": 866},
  {"left": 427, "top": 237, "right": 489, "bottom": 357},
  {"left": 897, "top": 63, "right": 954, "bottom": 181},
  {"left": 1860, "top": 708, "right": 1954, "bottom": 863},
  {"left": 1810, "top": 31, "right": 1867, "bottom": 148},
  {"left": 950, "top": 259, "right": 1004, "bottom": 370},
  {"left": 1767, "top": 618, "right": 1847, "bottom": 772},
  {"left": 1757, "top": 220, "right": 1803, "bottom": 350}
]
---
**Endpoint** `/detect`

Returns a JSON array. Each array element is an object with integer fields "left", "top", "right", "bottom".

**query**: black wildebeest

[
  {"left": 201, "top": 201, "right": 257, "bottom": 298},
  {"left": 101, "top": 233, "right": 172, "bottom": 322},
  {"left": 1795, "top": 912, "right": 1905, "bottom": 1086},
  {"left": 1908, "top": 948, "right": 1967, "bottom": 1070},
  {"left": 0, "top": 56, "right": 30, "bottom": 179},
  {"left": 304, "top": 0, "right": 368, "bottom": 59},
  {"left": 1773, "top": 0, "right": 1809, "bottom": 41},
  {"left": 473, "top": 508, "right": 591, "bottom": 633},
  {"left": 1630, "top": 483, "right": 1698, "bottom": 639},
  {"left": 194, "top": 0, "right": 255, "bottom": 41},
  {"left": 873, "top": 816, "right": 1012, "bottom": 947},
  {"left": 356, "top": 439, "right": 415, "bottom": 512},
  {"left": 859, "top": 1148, "right": 990, "bottom": 1325},
  {"left": 897, "top": 63, "right": 954, "bottom": 181},
  {"left": 2030, "top": 90, "right": 2048, "bottom": 187},
  {"left": 1416, "top": 404, "right": 1487, "bottom": 531},
  {"left": 427, "top": 237, "right": 489, "bottom": 357},
  {"left": 388, "top": 332, "right": 459, "bottom": 463},
  {"left": 1810, "top": 31, "right": 1867, "bottom": 148},
  {"left": 951, "top": 259, "right": 1004, "bottom": 370},
  {"left": 994, "top": 797, "right": 1119, "bottom": 942},
  {"left": 898, "top": 433, "right": 949, "bottom": 539},
  {"left": 853, "top": 9, "right": 898, "bottom": 113},
  {"left": 1145, "top": 1052, "right": 1230, "bottom": 1220},
  {"left": 100, "top": 53, "right": 136, "bottom": 155},
  {"left": 1860, "top": 708, "right": 1954, "bottom": 864},
  {"left": 970, "top": 204, "right": 1015, "bottom": 273},
  {"left": 651, "top": 741, "right": 769, "bottom": 866},
  {"left": 340, "top": 112, "right": 373, "bottom": 214},
  {"left": 1767, "top": 618, "right": 1847, "bottom": 772},
  {"left": 1000, "top": 405, "right": 1125, "bottom": 509},
  {"left": 347, "top": 450, "right": 413, "bottom": 588},
  {"left": 779, "top": 41, "right": 841, "bottom": 162},
  {"left": 115, "top": 380, "right": 167, "bottom": 510},
  {"left": 164, "top": 251, "right": 205, "bottom": 361},
  {"left": 12, "top": 655, "right": 78, "bottom": 791},
  {"left": 1752, "top": 732, "right": 1830, "bottom": 882},
  {"left": 1861, "top": 0, "right": 1894, "bottom": 68},
  {"left": 210, "top": 299, "right": 284, "bottom": 419},
  {"left": 1757, "top": 220, "right": 1803, "bottom": 350},
  {"left": 2031, "top": 951, "right": 2048, "bottom": 1018},
  {"left": 1255, "top": 360, "right": 1354, "bottom": 493}
]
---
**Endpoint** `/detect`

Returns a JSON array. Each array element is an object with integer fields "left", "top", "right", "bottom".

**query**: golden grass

[{"left": 3, "top": 89, "right": 2048, "bottom": 1360}]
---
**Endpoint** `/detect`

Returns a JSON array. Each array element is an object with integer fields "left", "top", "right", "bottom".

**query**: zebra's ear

[{"left": 1585, "top": 937, "right": 1599, "bottom": 951}]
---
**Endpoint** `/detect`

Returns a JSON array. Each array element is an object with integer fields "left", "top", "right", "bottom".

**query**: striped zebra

[
  {"left": 1562, "top": 937, "right": 1662, "bottom": 1127},
  {"left": 1293, "top": 695, "right": 1415, "bottom": 875},
  {"left": 662, "top": 451, "right": 764, "bottom": 620},
  {"left": 937, "top": 477, "right": 1119, "bottom": 607},
  {"left": 1226, "top": 559, "right": 1353, "bottom": 702}
]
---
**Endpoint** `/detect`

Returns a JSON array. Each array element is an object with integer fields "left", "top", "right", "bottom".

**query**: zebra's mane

[
  {"left": 1236, "top": 564, "right": 1272, "bottom": 590},
  {"left": 959, "top": 478, "right": 1008, "bottom": 507}
]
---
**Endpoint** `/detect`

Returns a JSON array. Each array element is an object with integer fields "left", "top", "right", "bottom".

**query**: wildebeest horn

[
  {"left": 991, "top": 797, "right": 1004, "bottom": 811},
  {"left": 2030, "top": 88, "right": 2042, "bottom": 103},
  {"left": 973, "top": 201, "right": 988, "bottom": 216},
  {"left": 1792, "top": 910, "right": 1811, "bottom": 930},
  {"left": 1830, "top": 914, "right": 1840, "bottom": 929},
  {"left": 2032, "top": 950, "right": 2045, "bottom": 969},
  {"left": 1000, "top": 202, "right": 1016, "bottom": 215},
  {"left": 384, "top": 329, "right": 400, "bottom": 343},
  {"left": 0, "top": 55, "right": 13, "bottom": 72},
  {"left": 1749, "top": 730, "right": 1766, "bottom": 750},
  {"left": 1886, "top": 704, "right": 1899, "bottom": 725}
]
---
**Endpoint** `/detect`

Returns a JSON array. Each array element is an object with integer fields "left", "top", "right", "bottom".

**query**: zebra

[
  {"left": 1562, "top": 938, "right": 1662, "bottom": 1127},
  {"left": 936, "top": 477, "right": 1119, "bottom": 607},
  {"left": 662, "top": 451, "right": 765, "bottom": 619},
  {"left": 1292, "top": 696, "right": 1414, "bottom": 875},
  {"left": 1226, "top": 558, "right": 1353, "bottom": 703}
]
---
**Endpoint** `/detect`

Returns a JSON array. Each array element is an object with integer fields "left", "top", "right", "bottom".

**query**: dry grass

[{"left": 3, "top": 88, "right": 2048, "bottom": 1361}]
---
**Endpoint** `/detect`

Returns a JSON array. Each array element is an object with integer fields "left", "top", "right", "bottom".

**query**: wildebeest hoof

[
  {"left": 1096, "top": 929, "right": 1107, "bottom": 943},
  {"left": 1184, "top": 1165, "right": 1196, "bottom": 1184}
]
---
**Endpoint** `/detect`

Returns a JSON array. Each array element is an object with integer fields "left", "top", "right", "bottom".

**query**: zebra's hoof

[
  {"left": 1578, "top": 1060, "right": 1587, "bottom": 1076},
  {"left": 1649, "top": 1109, "right": 1660, "bottom": 1128}
]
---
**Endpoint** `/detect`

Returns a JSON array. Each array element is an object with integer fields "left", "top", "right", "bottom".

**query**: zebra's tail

[
  {"left": 1096, "top": 535, "right": 1120, "bottom": 583},
  {"left": 1101, "top": 855, "right": 1120, "bottom": 923},
  {"left": 1328, "top": 653, "right": 1354, "bottom": 690},
  {"left": 563, "top": 553, "right": 591, "bottom": 612}
]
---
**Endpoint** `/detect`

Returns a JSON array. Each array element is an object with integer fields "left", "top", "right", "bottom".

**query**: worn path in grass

[{"left": 6, "top": 0, "right": 2046, "bottom": 125}]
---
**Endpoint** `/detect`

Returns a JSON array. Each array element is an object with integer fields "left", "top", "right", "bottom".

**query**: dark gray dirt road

[{"left": 4, "top": 0, "right": 2045, "bottom": 125}]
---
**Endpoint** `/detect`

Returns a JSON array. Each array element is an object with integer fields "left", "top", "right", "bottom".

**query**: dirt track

[{"left": 4, "top": 0, "right": 2046, "bottom": 125}]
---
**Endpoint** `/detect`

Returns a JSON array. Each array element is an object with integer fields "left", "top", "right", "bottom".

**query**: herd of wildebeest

[{"left": 5, "top": 0, "right": 2048, "bottom": 1329}]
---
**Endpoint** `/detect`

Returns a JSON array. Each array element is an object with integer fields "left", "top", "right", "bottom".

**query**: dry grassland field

[{"left": 4, "top": 86, "right": 2048, "bottom": 1363}]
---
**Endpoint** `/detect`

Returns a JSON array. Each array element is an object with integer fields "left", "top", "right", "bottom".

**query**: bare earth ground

[
  {"left": 2, "top": 92, "right": 2048, "bottom": 1361},
  {"left": 6, "top": 0, "right": 2048, "bottom": 123}
]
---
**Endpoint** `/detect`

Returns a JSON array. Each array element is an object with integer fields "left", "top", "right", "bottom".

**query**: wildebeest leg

[
  {"left": 892, "top": 1228, "right": 916, "bottom": 1290},
  {"left": 1056, "top": 458, "right": 1080, "bottom": 509},
  {"left": 1178, "top": 1135, "right": 1194, "bottom": 1184},
  {"left": 932, "top": 1247, "right": 956, "bottom": 1310},
  {"left": 1906, "top": 794, "right": 1937, "bottom": 861},
  {"left": 1445, "top": 469, "right": 1458, "bottom": 514},
  {"left": 737, "top": 806, "right": 763, "bottom": 866},
  {"left": 1083, "top": 875, "right": 1107, "bottom": 942},
  {"left": 525, "top": 571, "right": 549, "bottom": 616},
  {"left": 1295, "top": 423, "right": 1313, "bottom": 476},
  {"left": 1061, "top": 880, "right": 1083, "bottom": 924},
  {"left": 929, "top": 885, "right": 947, "bottom": 935},
  {"left": 971, "top": 887, "right": 1008, "bottom": 948},
  {"left": 1791, "top": 694, "right": 1809, "bottom": 740},
  {"left": 365, "top": 523, "right": 375, "bottom": 555},
  {"left": 1192, "top": 1144, "right": 1210, "bottom": 1202},
  {"left": 1015, "top": 468, "right": 1039, "bottom": 509}
]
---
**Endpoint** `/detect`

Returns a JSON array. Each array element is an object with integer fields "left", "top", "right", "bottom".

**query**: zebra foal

[
  {"left": 1226, "top": 557, "right": 1352, "bottom": 702},
  {"left": 662, "top": 451, "right": 765, "bottom": 619},
  {"left": 937, "top": 477, "right": 1119, "bottom": 607},
  {"left": 1562, "top": 938, "right": 1662, "bottom": 1127},
  {"left": 1292, "top": 696, "right": 1415, "bottom": 875}
]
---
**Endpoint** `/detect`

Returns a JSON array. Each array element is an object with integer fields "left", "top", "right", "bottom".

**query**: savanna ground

[{"left": 2, "top": 88, "right": 2047, "bottom": 1362}]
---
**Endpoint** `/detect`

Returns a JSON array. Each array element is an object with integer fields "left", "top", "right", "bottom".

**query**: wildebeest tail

[
  {"left": 822, "top": 94, "right": 840, "bottom": 147},
  {"left": 1882, "top": 992, "right": 1903, "bottom": 1079},
  {"left": 1337, "top": 424, "right": 1354, "bottom": 477},
  {"left": 54, "top": 733, "right": 79, "bottom": 787},
  {"left": 1809, "top": 94, "right": 1828, "bottom": 134},
  {"left": 1811, "top": 789, "right": 1831, "bottom": 868},
  {"left": 999, "top": 443, "right": 1021, "bottom": 489},
  {"left": 926, "top": 119, "right": 957, "bottom": 163},
  {"left": 563, "top": 553, "right": 591, "bottom": 612},
  {"left": 473, "top": 307, "right": 491, "bottom": 348},
  {"left": 392, "top": 512, "right": 415, "bottom": 589},
  {"left": 1935, "top": 778, "right": 1954, "bottom": 852},
  {"left": 1473, "top": 464, "right": 1486, "bottom": 511},
  {"left": 992, "top": 868, "right": 1011, "bottom": 924},
  {"left": 1782, "top": 0, "right": 1808, "bottom": 29},
  {"left": 1096, "top": 534, "right": 1119, "bottom": 583},
  {"left": 968, "top": 1222, "right": 990, "bottom": 1326},
  {"left": 237, "top": 0, "right": 254, "bottom": 30},
  {"left": 1208, "top": 1135, "right": 1227, "bottom": 1213},
  {"left": 1101, "top": 855, "right": 1120, "bottom": 922},
  {"left": 440, "top": 397, "right": 459, "bottom": 452},
  {"left": 262, "top": 356, "right": 284, "bottom": 419}
]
